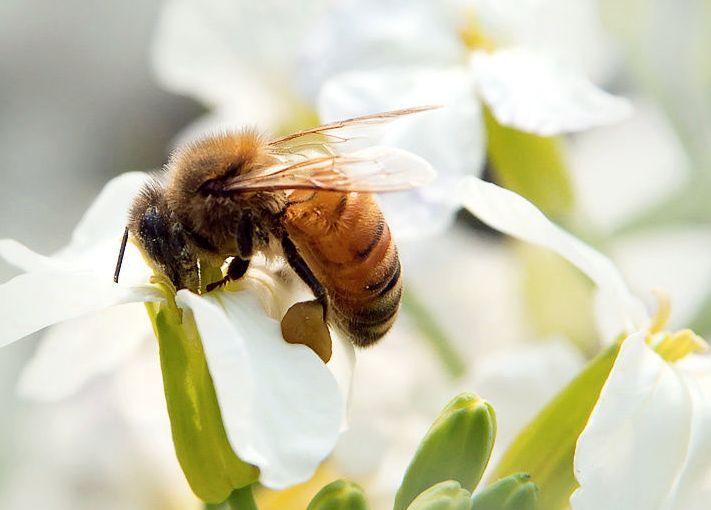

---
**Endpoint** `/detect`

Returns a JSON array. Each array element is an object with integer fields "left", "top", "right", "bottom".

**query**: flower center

[
  {"left": 648, "top": 291, "right": 708, "bottom": 362},
  {"left": 458, "top": 7, "right": 495, "bottom": 53}
]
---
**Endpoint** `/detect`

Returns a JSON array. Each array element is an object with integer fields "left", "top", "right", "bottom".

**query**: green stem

[
  {"left": 204, "top": 486, "right": 259, "bottom": 510},
  {"left": 225, "top": 485, "right": 259, "bottom": 510},
  {"left": 402, "top": 287, "right": 467, "bottom": 379}
]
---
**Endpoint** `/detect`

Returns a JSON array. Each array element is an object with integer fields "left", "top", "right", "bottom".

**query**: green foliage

[
  {"left": 483, "top": 107, "right": 574, "bottom": 219},
  {"left": 471, "top": 473, "right": 538, "bottom": 510},
  {"left": 406, "top": 481, "right": 472, "bottom": 510},
  {"left": 146, "top": 302, "right": 258, "bottom": 503},
  {"left": 518, "top": 245, "right": 597, "bottom": 355},
  {"left": 306, "top": 480, "right": 370, "bottom": 510},
  {"left": 491, "top": 342, "right": 621, "bottom": 509},
  {"left": 394, "top": 393, "right": 496, "bottom": 510}
]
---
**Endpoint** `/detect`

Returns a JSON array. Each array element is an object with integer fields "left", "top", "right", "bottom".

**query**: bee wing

[
  {"left": 223, "top": 146, "right": 436, "bottom": 193},
  {"left": 267, "top": 106, "right": 441, "bottom": 155}
]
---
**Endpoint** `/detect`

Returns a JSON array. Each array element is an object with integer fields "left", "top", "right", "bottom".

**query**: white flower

[
  {"left": 458, "top": 174, "right": 711, "bottom": 509},
  {"left": 572, "top": 331, "right": 711, "bottom": 510},
  {"left": 312, "top": 0, "right": 631, "bottom": 235},
  {"left": 0, "top": 171, "right": 350, "bottom": 489},
  {"left": 152, "top": 0, "right": 630, "bottom": 239}
]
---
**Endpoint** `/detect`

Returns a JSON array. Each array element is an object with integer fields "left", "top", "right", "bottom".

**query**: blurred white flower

[
  {"left": 459, "top": 175, "right": 711, "bottom": 509},
  {"left": 152, "top": 0, "right": 630, "bottom": 238},
  {"left": 0, "top": 171, "right": 348, "bottom": 489},
  {"left": 569, "top": 100, "right": 711, "bottom": 331},
  {"left": 312, "top": 0, "right": 631, "bottom": 235}
]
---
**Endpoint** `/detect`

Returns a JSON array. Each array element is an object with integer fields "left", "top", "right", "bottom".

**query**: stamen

[
  {"left": 649, "top": 289, "right": 671, "bottom": 335},
  {"left": 459, "top": 8, "right": 495, "bottom": 52},
  {"left": 655, "top": 329, "right": 708, "bottom": 363}
]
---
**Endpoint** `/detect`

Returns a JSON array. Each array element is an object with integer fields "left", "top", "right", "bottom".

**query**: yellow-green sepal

[
  {"left": 306, "top": 480, "right": 370, "bottom": 510},
  {"left": 483, "top": 107, "right": 574, "bottom": 219},
  {"left": 491, "top": 342, "right": 621, "bottom": 509},
  {"left": 406, "top": 481, "right": 472, "bottom": 510},
  {"left": 146, "top": 302, "right": 259, "bottom": 503},
  {"left": 471, "top": 473, "right": 538, "bottom": 510},
  {"left": 394, "top": 393, "right": 496, "bottom": 510}
]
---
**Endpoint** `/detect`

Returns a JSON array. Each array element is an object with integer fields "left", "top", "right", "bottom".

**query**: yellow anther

[
  {"left": 649, "top": 289, "right": 671, "bottom": 335},
  {"left": 655, "top": 329, "right": 709, "bottom": 363},
  {"left": 459, "top": 8, "right": 495, "bottom": 53}
]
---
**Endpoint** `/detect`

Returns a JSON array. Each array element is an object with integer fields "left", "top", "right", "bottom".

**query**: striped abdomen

[{"left": 283, "top": 190, "right": 402, "bottom": 346}]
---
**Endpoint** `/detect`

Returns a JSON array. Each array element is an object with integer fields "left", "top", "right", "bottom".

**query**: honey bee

[{"left": 114, "top": 107, "right": 436, "bottom": 347}]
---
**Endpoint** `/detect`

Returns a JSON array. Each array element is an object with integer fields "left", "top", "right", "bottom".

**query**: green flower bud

[
  {"left": 406, "top": 481, "right": 471, "bottom": 510},
  {"left": 471, "top": 473, "right": 539, "bottom": 510},
  {"left": 394, "top": 393, "right": 496, "bottom": 510},
  {"left": 307, "top": 480, "right": 369, "bottom": 510}
]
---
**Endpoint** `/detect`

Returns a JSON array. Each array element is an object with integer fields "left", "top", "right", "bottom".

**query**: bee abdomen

[
  {"left": 334, "top": 257, "right": 402, "bottom": 347},
  {"left": 284, "top": 191, "right": 404, "bottom": 346}
]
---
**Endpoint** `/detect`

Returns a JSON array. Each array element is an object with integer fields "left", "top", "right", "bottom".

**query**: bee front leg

[{"left": 206, "top": 257, "right": 250, "bottom": 292}]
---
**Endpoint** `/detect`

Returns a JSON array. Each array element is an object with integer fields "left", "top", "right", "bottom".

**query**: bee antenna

[{"left": 113, "top": 227, "right": 129, "bottom": 283}]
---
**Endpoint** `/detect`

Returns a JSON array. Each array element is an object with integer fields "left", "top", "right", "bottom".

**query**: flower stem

[
  {"left": 226, "top": 485, "right": 259, "bottom": 510},
  {"left": 402, "top": 287, "right": 466, "bottom": 379},
  {"left": 205, "top": 486, "right": 259, "bottom": 510}
]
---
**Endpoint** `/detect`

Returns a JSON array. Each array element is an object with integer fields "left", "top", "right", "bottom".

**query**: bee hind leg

[
  {"left": 206, "top": 257, "right": 250, "bottom": 292},
  {"left": 280, "top": 235, "right": 328, "bottom": 320}
]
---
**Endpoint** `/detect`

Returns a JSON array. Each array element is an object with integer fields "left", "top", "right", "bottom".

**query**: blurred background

[{"left": 1, "top": 0, "right": 710, "bottom": 508}]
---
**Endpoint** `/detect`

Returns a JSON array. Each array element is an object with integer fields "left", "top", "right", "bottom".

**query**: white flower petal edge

[
  {"left": 177, "top": 289, "right": 344, "bottom": 489},
  {"left": 458, "top": 177, "right": 649, "bottom": 336},
  {"left": 470, "top": 48, "right": 631, "bottom": 135},
  {"left": 0, "top": 271, "right": 160, "bottom": 348},
  {"left": 572, "top": 333, "right": 711, "bottom": 510},
  {"left": 65, "top": 172, "right": 152, "bottom": 254},
  {"left": 0, "top": 239, "right": 64, "bottom": 273},
  {"left": 152, "top": 0, "right": 326, "bottom": 128},
  {"left": 17, "top": 303, "right": 152, "bottom": 401},
  {"left": 318, "top": 67, "right": 485, "bottom": 238}
]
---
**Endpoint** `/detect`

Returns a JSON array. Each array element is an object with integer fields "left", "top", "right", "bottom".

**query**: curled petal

[
  {"left": 572, "top": 333, "right": 711, "bottom": 510},
  {"left": 471, "top": 48, "right": 631, "bottom": 135},
  {"left": 459, "top": 177, "right": 649, "bottom": 336},
  {"left": 66, "top": 172, "right": 151, "bottom": 254},
  {"left": 152, "top": 0, "right": 325, "bottom": 127},
  {"left": 318, "top": 67, "right": 485, "bottom": 238},
  {"left": 177, "top": 289, "right": 344, "bottom": 489},
  {"left": 0, "top": 239, "right": 64, "bottom": 273},
  {"left": 17, "top": 303, "right": 152, "bottom": 401},
  {"left": 0, "top": 271, "right": 161, "bottom": 348}
]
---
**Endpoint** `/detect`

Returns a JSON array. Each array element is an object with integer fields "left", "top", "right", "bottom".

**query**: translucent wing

[
  {"left": 267, "top": 105, "right": 440, "bottom": 156},
  {"left": 223, "top": 146, "right": 435, "bottom": 193}
]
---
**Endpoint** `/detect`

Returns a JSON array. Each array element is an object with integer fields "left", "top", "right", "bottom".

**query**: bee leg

[
  {"left": 206, "top": 257, "right": 250, "bottom": 292},
  {"left": 281, "top": 235, "right": 328, "bottom": 319}
]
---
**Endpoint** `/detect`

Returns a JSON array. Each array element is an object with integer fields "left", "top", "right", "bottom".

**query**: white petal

[
  {"left": 152, "top": 0, "right": 325, "bottom": 128},
  {"left": 17, "top": 303, "right": 151, "bottom": 401},
  {"left": 471, "top": 48, "right": 631, "bottom": 135},
  {"left": 568, "top": 101, "right": 689, "bottom": 233},
  {"left": 458, "top": 177, "right": 649, "bottom": 335},
  {"left": 0, "top": 239, "right": 64, "bottom": 273},
  {"left": 319, "top": 67, "right": 485, "bottom": 238},
  {"left": 572, "top": 333, "right": 711, "bottom": 510},
  {"left": 67, "top": 172, "right": 151, "bottom": 254},
  {"left": 469, "top": 0, "right": 617, "bottom": 81},
  {"left": 301, "top": 0, "right": 465, "bottom": 98},
  {"left": 665, "top": 355, "right": 711, "bottom": 508},
  {"left": 177, "top": 289, "right": 343, "bottom": 489},
  {"left": 611, "top": 227, "right": 711, "bottom": 329},
  {"left": 0, "top": 271, "right": 161, "bottom": 348}
]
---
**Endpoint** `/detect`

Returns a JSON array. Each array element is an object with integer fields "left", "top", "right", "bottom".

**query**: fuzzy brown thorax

[{"left": 164, "top": 130, "right": 285, "bottom": 255}]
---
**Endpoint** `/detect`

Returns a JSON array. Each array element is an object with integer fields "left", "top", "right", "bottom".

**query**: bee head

[{"left": 118, "top": 182, "right": 199, "bottom": 291}]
